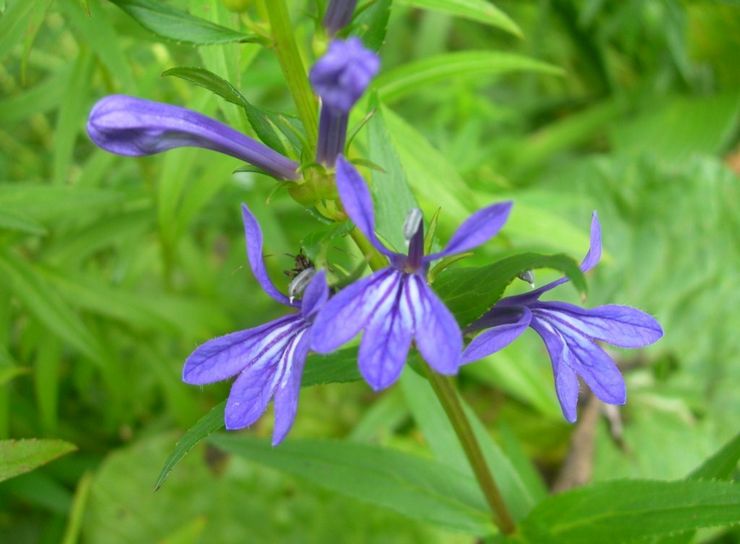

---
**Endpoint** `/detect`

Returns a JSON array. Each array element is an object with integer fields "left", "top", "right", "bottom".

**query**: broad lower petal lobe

[
  {"left": 534, "top": 302, "right": 663, "bottom": 348},
  {"left": 462, "top": 306, "right": 531, "bottom": 364},
  {"left": 241, "top": 204, "right": 291, "bottom": 307},
  {"left": 533, "top": 313, "right": 626, "bottom": 406},
  {"left": 406, "top": 276, "right": 463, "bottom": 374},
  {"left": 271, "top": 330, "right": 311, "bottom": 445},
  {"left": 529, "top": 319, "right": 581, "bottom": 422},
  {"left": 311, "top": 268, "right": 400, "bottom": 353},
  {"left": 425, "top": 201, "right": 512, "bottom": 262},
  {"left": 358, "top": 277, "right": 414, "bottom": 390},
  {"left": 300, "top": 270, "right": 329, "bottom": 319},
  {"left": 335, "top": 156, "right": 394, "bottom": 257},
  {"left": 224, "top": 323, "right": 308, "bottom": 431},
  {"left": 182, "top": 315, "right": 300, "bottom": 385}
]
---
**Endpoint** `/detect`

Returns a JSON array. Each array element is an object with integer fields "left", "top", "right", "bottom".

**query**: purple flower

[
  {"left": 311, "top": 156, "right": 513, "bottom": 390},
  {"left": 323, "top": 0, "right": 358, "bottom": 36},
  {"left": 87, "top": 95, "right": 299, "bottom": 181},
  {"left": 309, "top": 38, "right": 379, "bottom": 166},
  {"left": 182, "top": 204, "right": 328, "bottom": 445},
  {"left": 462, "top": 213, "right": 663, "bottom": 422}
]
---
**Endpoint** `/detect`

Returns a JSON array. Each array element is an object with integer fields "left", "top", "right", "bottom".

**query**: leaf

[
  {"left": 651, "top": 433, "right": 740, "bottom": 544},
  {"left": 688, "top": 432, "right": 740, "bottom": 481},
  {"left": 211, "top": 434, "right": 495, "bottom": 535},
  {"left": 400, "top": 370, "right": 545, "bottom": 521},
  {"left": 353, "top": 0, "right": 392, "bottom": 51},
  {"left": 154, "top": 401, "right": 224, "bottom": 491},
  {"left": 163, "top": 66, "right": 294, "bottom": 155},
  {"left": 109, "top": 0, "right": 261, "bottom": 45},
  {"left": 0, "top": 183, "right": 124, "bottom": 224},
  {"left": 374, "top": 51, "right": 562, "bottom": 103},
  {"left": 517, "top": 480, "right": 740, "bottom": 544},
  {"left": 0, "top": 0, "right": 35, "bottom": 61},
  {"left": 0, "top": 250, "right": 104, "bottom": 362},
  {"left": 398, "top": 0, "right": 521, "bottom": 37},
  {"left": 366, "top": 95, "right": 419, "bottom": 252},
  {"left": 0, "top": 439, "right": 77, "bottom": 483},
  {"left": 0, "top": 206, "right": 46, "bottom": 235},
  {"left": 162, "top": 65, "right": 244, "bottom": 105},
  {"left": 154, "top": 349, "right": 362, "bottom": 489},
  {"left": 433, "top": 252, "right": 586, "bottom": 327},
  {"left": 0, "top": 365, "right": 29, "bottom": 386}
]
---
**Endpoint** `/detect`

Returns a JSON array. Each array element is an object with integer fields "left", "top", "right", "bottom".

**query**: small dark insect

[{"left": 284, "top": 249, "right": 313, "bottom": 279}]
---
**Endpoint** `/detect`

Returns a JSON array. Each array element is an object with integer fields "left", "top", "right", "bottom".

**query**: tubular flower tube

[
  {"left": 87, "top": 95, "right": 299, "bottom": 181},
  {"left": 311, "top": 156, "right": 513, "bottom": 390},
  {"left": 462, "top": 213, "right": 664, "bottom": 423},
  {"left": 323, "top": 0, "right": 358, "bottom": 36},
  {"left": 309, "top": 38, "right": 379, "bottom": 166},
  {"left": 182, "top": 204, "right": 329, "bottom": 445}
]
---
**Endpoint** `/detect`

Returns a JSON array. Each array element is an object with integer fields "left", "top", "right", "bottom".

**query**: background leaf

[{"left": 0, "top": 439, "right": 76, "bottom": 483}]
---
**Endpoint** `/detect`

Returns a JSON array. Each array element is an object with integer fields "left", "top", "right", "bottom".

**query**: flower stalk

[
  {"left": 262, "top": 0, "right": 318, "bottom": 154},
  {"left": 346, "top": 183, "right": 517, "bottom": 534}
]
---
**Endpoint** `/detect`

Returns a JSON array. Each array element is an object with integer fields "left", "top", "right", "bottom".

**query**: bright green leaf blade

[
  {"left": 518, "top": 480, "right": 740, "bottom": 544},
  {"left": 367, "top": 96, "right": 419, "bottom": 252},
  {"left": 109, "top": 0, "right": 261, "bottom": 45},
  {"left": 154, "top": 349, "right": 362, "bottom": 489},
  {"left": 0, "top": 183, "right": 124, "bottom": 223},
  {"left": 374, "top": 51, "right": 562, "bottom": 103},
  {"left": 0, "top": 250, "right": 104, "bottom": 362},
  {"left": 401, "top": 370, "right": 545, "bottom": 520},
  {"left": 162, "top": 65, "right": 245, "bottom": 105},
  {"left": 0, "top": 206, "right": 46, "bottom": 235},
  {"left": 652, "top": 433, "right": 740, "bottom": 544},
  {"left": 434, "top": 252, "right": 586, "bottom": 327},
  {"left": 398, "top": 0, "right": 521, "bottom": 36},
  {"left": 154, "top": 401, "right": 224, "bottom": 491},
  {"left": 689, "top": 432, "right": 740, "bottom": 481},
  {"left": 0, "top": 366, "right": 29, "bottom": 386},
  {"left": 0, "top": 0, "right": 35, "bottom": 61},
  {"left": 0, "top": 439, "right": 77, "bottom": 483},
  {"left": 210, "top": 434, "right": 495, "bottom": 535}
]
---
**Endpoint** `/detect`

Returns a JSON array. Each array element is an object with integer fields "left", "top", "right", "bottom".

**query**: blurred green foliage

[{"left": 0, "top": 0, "right": 737, "bottom": 542}]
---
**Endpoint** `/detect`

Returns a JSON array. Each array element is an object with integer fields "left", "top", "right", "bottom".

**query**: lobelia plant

[{"left": 80, "top": 2, "right": 703, "bottom": 540}]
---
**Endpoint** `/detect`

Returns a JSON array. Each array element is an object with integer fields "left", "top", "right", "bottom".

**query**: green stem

[
  {"left": 263, "top": 0, "right": 318, "bottom": 154},
  {"left": 421, "top": 365, "right": 517, "bottom": 534},
  {"left": 351, "top": 226, "right": 516, "bottom": 534}
]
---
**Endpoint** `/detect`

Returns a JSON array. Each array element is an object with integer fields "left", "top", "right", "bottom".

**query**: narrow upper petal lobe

[{"left": 241, "top": 203, "right": 292, "bottom": 307}]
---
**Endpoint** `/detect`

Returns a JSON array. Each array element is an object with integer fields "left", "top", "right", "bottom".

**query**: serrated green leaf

[
  {"left": 398, "top": 0, "right": 521, "bottom": 36},
  {"left": 0, "top": 439, "right": 77, "bottom": 483},
  {"left": 109, "top": 0, "right": 261, "bottom": 45},
  {"left": 367, "top": 96, "right": 419, "bottom": 252},
  {"left": 374, "top": 51, "right": 562, "bottom": 103},
  {"left": 434, "top": 252, "right": 586, "bottom": 327},
  {"left": 353, "top": 0, "right": 392, "bottom": 51},
  {"left": 517, "top": 480, "right": 740, "bottom": 544},
  {"left": 652, "top": 433, "right": 740, "bottom": 544},
  {"left": 210, "top": 434, "right": 494, "bottom": 535},
  {"left": 154, "top": 349, "right": 362, "bottom": 489}
]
